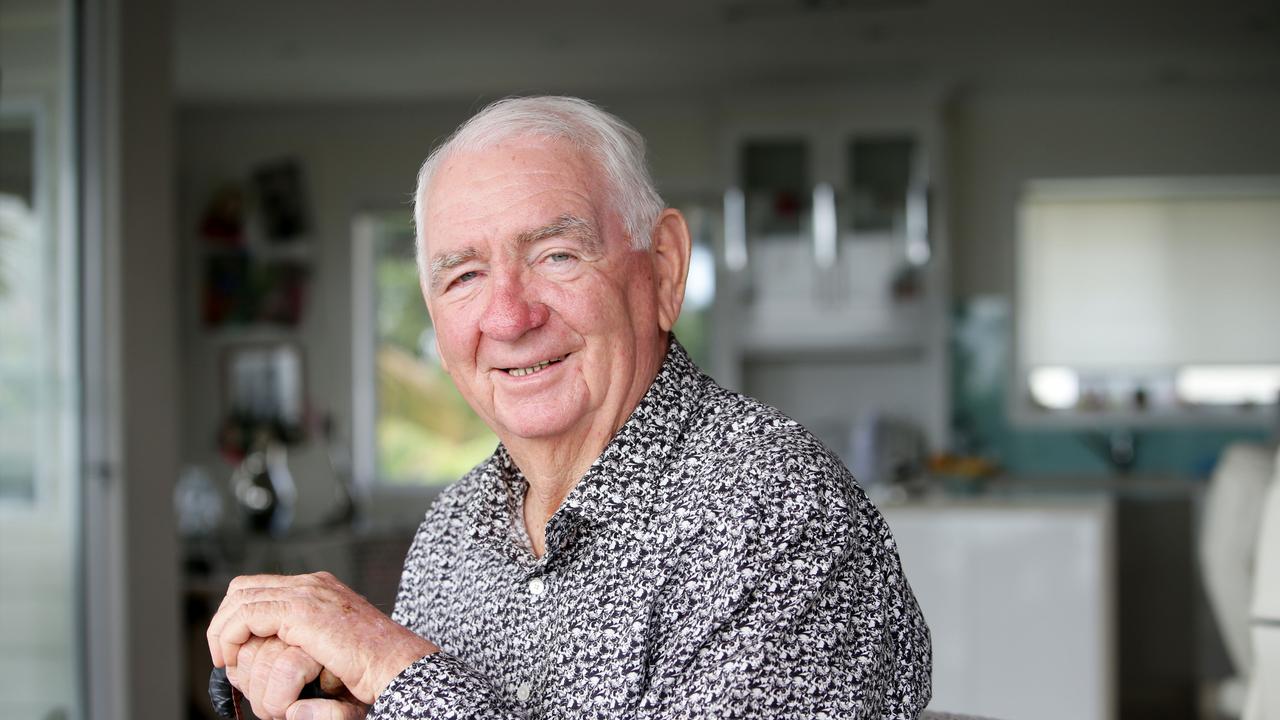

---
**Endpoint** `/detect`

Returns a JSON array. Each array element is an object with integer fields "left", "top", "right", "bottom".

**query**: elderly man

[{"left": 208, "top": 96, "right": 930, "bottom": 720}]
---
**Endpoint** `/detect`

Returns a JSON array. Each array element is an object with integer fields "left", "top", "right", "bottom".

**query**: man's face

[{"left": 420, "top": 138, "right": 677, "bottom": 446}]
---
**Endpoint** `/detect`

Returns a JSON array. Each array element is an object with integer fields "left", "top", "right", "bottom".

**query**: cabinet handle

[
  {"left": 906, "top": 178, "right": 930, "bottom": 266},
  {"left": 723, "top": 187, "right": 747, "bottom": 272},
  {"left": 813, "top": 182, "right": 837, "bottom": 269}
]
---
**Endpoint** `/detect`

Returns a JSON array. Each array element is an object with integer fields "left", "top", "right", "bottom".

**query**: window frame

[{"left": 352, "top": 210, "right": 504, "bottom": 519}]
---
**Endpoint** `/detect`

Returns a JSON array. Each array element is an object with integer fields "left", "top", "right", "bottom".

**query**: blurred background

[{"left": 3, "top": 0, "right": 1280, "bottom": 718}]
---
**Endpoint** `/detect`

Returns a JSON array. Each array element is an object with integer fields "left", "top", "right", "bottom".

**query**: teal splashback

[{"left": 951, "top": 297, "right": 1272, "bottom": 479}]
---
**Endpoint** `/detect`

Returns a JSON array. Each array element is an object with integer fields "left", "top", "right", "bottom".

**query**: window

[
  {"left": 1015, "top": 177, "right": 1280, "bottom": 424},
  {"left": 671, "top": 201, "right": 716, "bottom": 368},
  {"left": 353, "top": 212, "right": 496, "bottom": 488}
]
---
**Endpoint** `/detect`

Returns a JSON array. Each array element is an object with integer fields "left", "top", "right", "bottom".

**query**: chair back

[
  {"left": 1200, "top": 443, "right": 1275, "bottom": 675},
  {"left": 1244, "top": 449, "right": 1280, "bottom": 720}
]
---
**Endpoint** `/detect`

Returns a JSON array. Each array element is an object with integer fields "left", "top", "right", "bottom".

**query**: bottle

[{"left": 231, "top": 436, "right": 296, "bottom": 536}]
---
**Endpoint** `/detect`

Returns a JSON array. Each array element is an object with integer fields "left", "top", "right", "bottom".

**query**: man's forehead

[{"left": 422, "top": 138, "right": 608, "bottom": 245}]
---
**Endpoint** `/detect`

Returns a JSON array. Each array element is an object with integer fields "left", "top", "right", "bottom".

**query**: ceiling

[{"left": 171, "top": 0, "right": 1280, "bottom": 103}]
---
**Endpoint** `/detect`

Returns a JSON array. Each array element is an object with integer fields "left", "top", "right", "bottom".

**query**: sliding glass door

[{"left": 0, "top": 0, "right": 83, "bottom": 717}]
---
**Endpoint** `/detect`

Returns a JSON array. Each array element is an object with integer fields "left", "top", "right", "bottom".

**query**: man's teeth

[{"left": 508, "top": 358, "right": 561, "bottom": 377}]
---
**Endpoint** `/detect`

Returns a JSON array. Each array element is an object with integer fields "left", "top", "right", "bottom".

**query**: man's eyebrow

[
  {"left": 428, "top": 247, "right": 479, "bottom": 292},
  {"left": 515, "top": 214, "right": 601, "bottom": 255}
]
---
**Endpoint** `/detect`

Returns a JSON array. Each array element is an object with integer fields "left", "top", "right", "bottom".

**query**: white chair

[
  {"left": 1201, "top": 443, "right": 1275, "bottom": 716},
  {"left": 1244, "top": 445, "right": 1280, "bottom": 720}
]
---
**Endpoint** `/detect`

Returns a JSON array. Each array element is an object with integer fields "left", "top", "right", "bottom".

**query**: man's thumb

[{"left": 286, "top": 698, "right": 366, "bottom": 720}]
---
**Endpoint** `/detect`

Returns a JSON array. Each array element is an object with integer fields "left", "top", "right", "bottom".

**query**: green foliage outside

[
  {"left": 672, "top": 309, "right": 709, "bottom": 369},
  {"left": 375, "top": 232, "right": 496, "bottom": 487}
]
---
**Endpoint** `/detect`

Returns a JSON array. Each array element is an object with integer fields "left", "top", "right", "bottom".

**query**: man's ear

[{"left": 649, "top": 208, "right": 692, "bottom": 333}]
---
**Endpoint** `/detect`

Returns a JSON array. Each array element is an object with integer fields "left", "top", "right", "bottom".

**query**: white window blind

[{"left": 1018, "top": 178, "right": 1280, "bottom": 370}]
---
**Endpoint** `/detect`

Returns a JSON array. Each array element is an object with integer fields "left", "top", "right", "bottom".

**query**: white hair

[{"left": 413, "top": 96, "right": 664, "bottom": 276}]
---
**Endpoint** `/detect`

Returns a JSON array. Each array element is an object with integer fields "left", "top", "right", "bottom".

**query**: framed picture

[
  {"left": 202, "top": 255, "right": 309, "bottom": 328},
  {"left": 252, "top": 158, "right": 311, "bottom": 243},
  {"left": 219, "top": 343, "right": 307, "bottom": 456}
]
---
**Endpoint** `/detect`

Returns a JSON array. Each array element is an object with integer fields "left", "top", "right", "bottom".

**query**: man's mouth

[{"left": 504, "top": 355, "right": 567, "bottom": 378}]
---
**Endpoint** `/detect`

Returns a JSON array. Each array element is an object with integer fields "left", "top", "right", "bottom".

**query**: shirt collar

[
  {"left": 554, "top": 337, "right": 705, "bottom": 530},
  {"left": 466, "top": 445, "right": 526, "bottom": 559},
  {"left": 466, "top": 337, "right": 706, "bottom": 557}
]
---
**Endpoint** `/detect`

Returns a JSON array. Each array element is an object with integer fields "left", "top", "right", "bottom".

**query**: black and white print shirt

[{"left": 372, "top": 340, "right": 931, "bottom": 719}]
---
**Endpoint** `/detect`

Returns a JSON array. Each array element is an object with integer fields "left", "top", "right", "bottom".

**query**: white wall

[
  {"left": 948, "top": 85, "right": 1280, "bottom": 299},
  {"left": 79, "top": 0, "right": 184, "bottom": 718}
]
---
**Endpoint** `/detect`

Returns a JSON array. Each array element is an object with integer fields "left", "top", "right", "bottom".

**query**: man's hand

[
  {"left": 226, "top": 636, "right": 366, "bottom": 720},
  {"left": 207, "top": 571, "right": 438, "bottom": 706}
]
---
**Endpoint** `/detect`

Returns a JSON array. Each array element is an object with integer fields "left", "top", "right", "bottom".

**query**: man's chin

[{"left": 494, "top": 408, "right": 585, "bottom": 445}]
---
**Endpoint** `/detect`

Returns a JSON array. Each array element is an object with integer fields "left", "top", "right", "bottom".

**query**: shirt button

[
  {"left": 528, "top": 577, "right": 546, "bottom": 596},
  {"left": 516, "top": 682, "right": 532, "bottom": 702}
]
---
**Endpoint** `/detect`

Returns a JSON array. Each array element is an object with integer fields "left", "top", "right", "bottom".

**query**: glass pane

[
  {"left": 373, "top": 216, "right": 496, "bottom": 486},
  {"left": 0, "top": 118, "right": 39, "bottom": 501},
  {"left": 848, "top": 136, "right": 915, "bottom": 233},
  {"left": 0, "top": 0, "right": 83, "bottom": 717},
  {"left": 671, "top": 203, "right": 718, "bottom": 368},
  {"left": 1177, "top": 366, "right": 1280, "bottom": 406},
  {"left": 741, "top": 139, "right": 809, "bottom": 236}
]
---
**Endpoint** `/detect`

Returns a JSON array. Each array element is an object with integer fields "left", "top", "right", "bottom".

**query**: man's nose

[{"left": 478, "top": 274, "right": 549, "bottom": 340}]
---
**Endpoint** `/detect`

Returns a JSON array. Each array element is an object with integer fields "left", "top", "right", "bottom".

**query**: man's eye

[
  {"left": 546, "top": 252, "right": 575, "bottom": 264},
  {"left": 450, "top": 270, "right": 478, "bottom": 288}
]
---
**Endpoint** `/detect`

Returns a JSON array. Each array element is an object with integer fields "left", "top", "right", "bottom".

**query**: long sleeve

[
  {"left": 634, "top": 453, "right": 931, "bottom": 719},
  {"left": 367, "top": 652, "right": 523, "bottom": 719},
  {"left": 369, "top": 497, "right": 525, "bottom": 720}
]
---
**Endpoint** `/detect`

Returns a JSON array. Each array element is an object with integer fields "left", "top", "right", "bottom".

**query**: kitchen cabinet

[{"left": 709, "top": 89, "right": 951, "bottom": 455}]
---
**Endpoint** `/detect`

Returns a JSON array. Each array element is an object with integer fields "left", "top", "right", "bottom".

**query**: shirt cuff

[{"left": 368, "top": 651, "right": 523, "bottom": 720}]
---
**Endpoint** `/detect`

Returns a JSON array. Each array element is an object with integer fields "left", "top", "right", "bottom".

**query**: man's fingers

[
  {"left": 215, "top": 599, "right": 293, "bottom": 670},
  {"left": 225, "top": 663, "right": 247, "bottom": 693},
  {"left": 209, "top": 588, "right": 295, "bottom": 666},
  {"left": 261, "top": 645, "right": 324, "bottom": 719},
  {"left": 248, "top": 638, "right": 292, "bottom": 719},
  {"left": 225, "top": 636, "right": 266, "bottom": 691},
  {"left": 204, "top": 570, "right": 430, "bottom": 705},
  {"left": 209, "top": 575, "right": 314, "bottom": 665},
  {"left": 285, "top": 698, "right": 368, "bottom": 720},
  {"left": 223, "top": 571, "right": 334, "bottom": 601},
  {"left": 317, "top": 667, "right": 345, "bottom": 697}
]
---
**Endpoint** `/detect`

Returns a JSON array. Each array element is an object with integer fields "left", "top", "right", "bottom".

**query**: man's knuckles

[
  {"left": 306, "top": 570, "right": 338, "bottom": 585},
  {"left": 248, "top": 639, "right": 285, "bottom": 695},
  {"left": 246, "top": 642, "right": 317, "bottom": 719},
  {"left": 235, "top": 636, "right": 264, "bottom": 671}
]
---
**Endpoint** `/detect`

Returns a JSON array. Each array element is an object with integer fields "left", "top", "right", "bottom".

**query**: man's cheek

[{"left": 431, "top": 324, "right": 470, "bottom": 373}]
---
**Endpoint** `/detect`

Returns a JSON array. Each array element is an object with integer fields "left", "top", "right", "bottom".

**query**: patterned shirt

[{"left": 372, "top": 340, "right": 931, "bottom": 719}]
